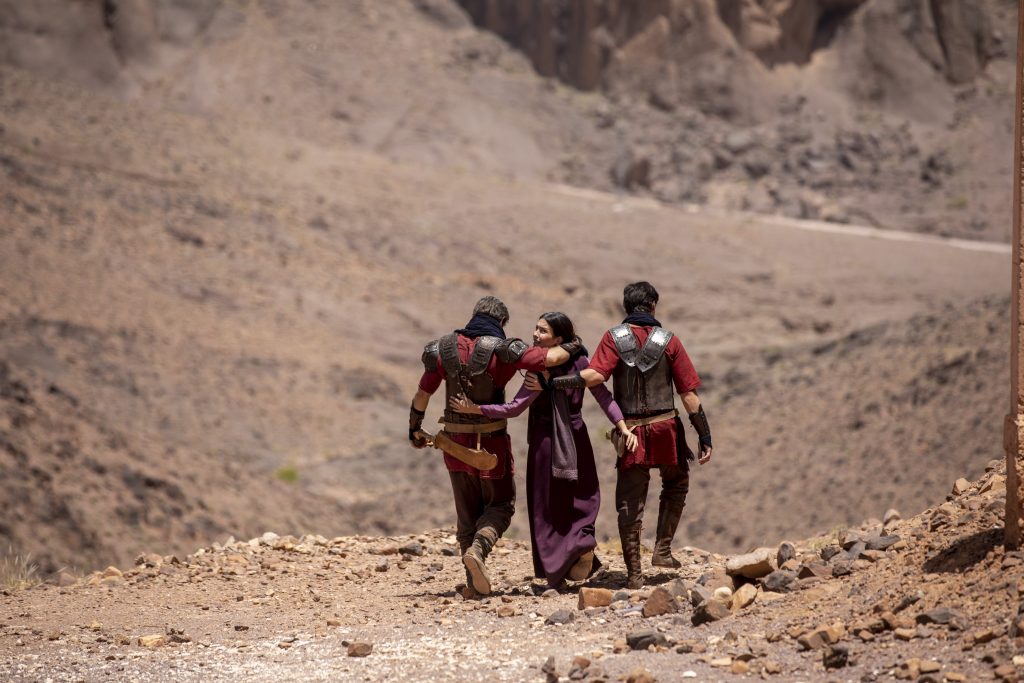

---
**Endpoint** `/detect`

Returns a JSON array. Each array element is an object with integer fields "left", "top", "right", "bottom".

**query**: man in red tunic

[
  {"left": 548, "top": 282, "right": 712, "bottom": 589},
  {"left": 408, "top": 296, "right": 577, "bottom": 596}
]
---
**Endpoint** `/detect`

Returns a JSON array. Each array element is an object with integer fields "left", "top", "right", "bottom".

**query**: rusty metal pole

[{"left": 1006, "top": 0, "right": 1024, "bottom": 550}]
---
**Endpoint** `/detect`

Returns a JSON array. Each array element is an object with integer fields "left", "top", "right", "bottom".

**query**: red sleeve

[
  {"left": 417, "top": 354, "right": 444, "bottom": 394},
  {"left": 513, "top": 345, "right": 548, "bottom": 373},
  {"left": 587, "top": 331, "right": 620, "bottom": 379},
  {"left": 667, "top": 336, "right": 701, "bottom": 393}
]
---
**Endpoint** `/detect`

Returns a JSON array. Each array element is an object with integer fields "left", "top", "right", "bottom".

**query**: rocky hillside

[
  {"left": 0, "top": 46, "right": 1010, "bottom": 576},
  {"left": 0, "top": 0, "right": 1017, "bottom": 239},
  {"left": 0, "top": 462, "right": 1020, "bottom": 681}
]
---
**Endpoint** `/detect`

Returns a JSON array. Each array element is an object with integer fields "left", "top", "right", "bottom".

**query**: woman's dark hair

[
  {"left": 623, "top": 281, "right": 659, "bottom": 314},
  {"left": 539, "top": 311, "right": 575, "bottom": 343}
]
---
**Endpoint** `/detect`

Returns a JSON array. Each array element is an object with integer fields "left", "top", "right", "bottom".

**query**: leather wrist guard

[
  {"left": 551, "top": 372, "right": 586, "bottom": 391},
  {"left": 537, "top": 373, "right": 551, "bottom": 392},
  {"left": 409, "top": 405, "right": 426, "bottom": 441},
  {"left": 689, "top": 405, "right": 712, "bottom": 449},
  {"left": 559, "top": 335, "right": 583, "bottom": 357}
]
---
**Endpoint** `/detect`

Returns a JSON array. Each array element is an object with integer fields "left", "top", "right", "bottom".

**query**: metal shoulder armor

[
  {"left": 422, "top": 339, "right": 440, "bottom": 373},
  {"left": 495, "top": 337, "right": 529, "bottom": 364}
]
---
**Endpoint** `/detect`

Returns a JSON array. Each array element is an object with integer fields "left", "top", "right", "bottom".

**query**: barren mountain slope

[
  {"left": 0, "top": 64, "right": 1008, "bottom": 574},
  {"left": 0, "top": 0, "right": 1017, "bottom": 239}
]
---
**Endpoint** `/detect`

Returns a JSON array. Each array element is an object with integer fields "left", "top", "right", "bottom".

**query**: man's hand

[
  {"left": 524, "top": 371, "right": 548, "bottom": 392},
  {"left": 687, "top": 403, "right": 712, "bottom": 465},
  {"left": 409, "top": 404, "right": 428, "bottom": 448}
]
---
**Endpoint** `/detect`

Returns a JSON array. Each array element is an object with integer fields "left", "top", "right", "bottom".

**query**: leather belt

[
  {"left": 440, "top": 420, "right": 508, "bottom": 434},
  {"left": 624, "top": 409, "right": 679, "bottom": 428}
]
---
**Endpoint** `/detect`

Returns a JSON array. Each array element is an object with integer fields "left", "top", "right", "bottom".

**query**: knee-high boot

[
  {"left": 651, "top": 499, "right": 685, "bottom": 568},
  {"left": 619, "top": 522, "right": 644, "bottom": 590}
]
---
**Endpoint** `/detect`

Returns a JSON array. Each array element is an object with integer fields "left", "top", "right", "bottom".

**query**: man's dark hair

[
  {"left": 473, "top": 296, "right": 510, "bottom": 326},
  {"left": 623, "top": 282, "right": 659, "bottom": 314}
]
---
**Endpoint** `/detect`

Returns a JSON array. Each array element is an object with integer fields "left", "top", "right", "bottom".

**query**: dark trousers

[
  {"left": 448, "top": 471, "right": 516, "bottom": 551},
  {"left": 615, "top": 462, "right": 689, "bottom": 529}
]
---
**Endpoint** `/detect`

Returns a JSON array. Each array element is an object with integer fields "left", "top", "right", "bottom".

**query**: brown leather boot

[
  {"left": 619, "top": 523, "right": 644, "bottom": 590},
  {"left": 463, "top": 527, "right": 498, "bottom": 595},
  {"left": 651, "top": 500, "right": 685, "bottom": 568},
  {"left": 567, "top": 550, "right": 594, "bottom": 582}
]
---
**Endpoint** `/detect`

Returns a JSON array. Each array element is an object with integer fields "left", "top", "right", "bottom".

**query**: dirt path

[{"left": 2, "top": 464, "right": 1021, "bottom": 682}]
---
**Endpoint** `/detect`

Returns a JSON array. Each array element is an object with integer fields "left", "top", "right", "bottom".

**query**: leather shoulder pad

[
  {"left": 636, "top": 327, "right": 674, "bottom": 372},
  {"left": 609, "top": 324, "right": 639, "bottom": 367},
  {"left": 421, "top": 340, "right": 440, "bottom": 373},
  {"left": 495, "top": 337, "right": 529, "bottom": 364},
  {"left": 468, "top": 336, "right": 501, "bottom": 375}
]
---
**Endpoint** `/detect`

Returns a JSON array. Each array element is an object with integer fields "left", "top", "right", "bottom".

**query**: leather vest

[
  {"left": 434, "top": 333, "right": 506, "bottom": 427},
  {"left": 609, "top": 325, "right": 675, "bottom": 416}
]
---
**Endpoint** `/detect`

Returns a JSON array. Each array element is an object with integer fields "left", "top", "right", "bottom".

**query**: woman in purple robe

[{"left": 451, "top": 312, "right": 637, "bottom": 588}]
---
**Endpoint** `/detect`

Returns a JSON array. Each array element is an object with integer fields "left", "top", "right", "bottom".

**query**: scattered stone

[
  {"left": 326, "top": 618, "right": 341, "bottom": 627},
  {"left": 730, "top": 660, "right": 749, "bottom": 674},
  {"left": 726, "top": 548, "right": 774, "bottom": 579},
  {"left": 138, "top": 635, "right": 167, "bottom": 648},
  {"left": 866, "top": 535, "right": 901, "bottom": 551},
  {"left": 952, "top": 478, "right": 971, "bottom": 495},
  {"left": 542, "top": 589, "right": 559, "bottom": 599},
  {"left": 666, "top": 578, "right": 689, "bottom": 598},
  {"left": 713, "top": 586, "right": 733, "bottom": 601},
  {"left": 831, "top": 561, "right": 853, "bottom": 577},
  {"left": 859, "top": 549, "right": 886, "bottom": 562},
  {"left": 346, "top": 642, "right": 372, "bottom": 657},
  {"left": 579, "top": 587, "right": 613, "bottom": 610},
  {"left": 916, "top": 607, "right": 965, "bottom": 628},
  {"left": 970, "top": 627, "right": 999, "bottom": 644},
  {"left": 710, "top": 657, "right": 733, "bottom": 668},
  {"left": 820, "top": 545, "right": 843, "bottom": 561},
  {"left": 883, "top": 508, "right": 902, "bottom": 525},
  {"left": 823, "top": 644, "right": 849, "bottom": 669},
  {"left": 542, "top": 655, "right": 557, "bottom": 683},
  {"left": 894, "top": 627, "right": 917, "bottom": 640},
  {"left": 612, "top": 591, "right": 630, "bottom": 603},
  {"left": 776, "top": 542, "right": 796, "bottom": 566},
  {"left": 627, "top": 630, "right": 668, "bottom": 650},
  {"left": 945, "top": 673, "right": 966, "bottom": 682},
  {"left": 545, "top": 609, "right": 574, "bottom": 626},
  {"left": 496, "top": 605, "right": 515, "bottom": 618},
  {"left": 399, "top": 542, "right": 424, "bottom": 557},
  {"left": 763, "top": 660, "right": 782, "bottom": 674},
  {"left": 762, "top": 570, "right": 797, "bottom": 593},
  {"left": 233, "top": 625, "right": 249, "bottom": 632},
  {"left": 692, "top": 599, "right": 731, "bottom": 625},
  {"left": 613, "top": 638, "right": 629, "bottom": 654},
  {"left": 797, "top": 624, "right": 844, "bottom": 650},
  {"left": 689, "top": 584, "right": 712, "bottom": 607},
  {"left": 697, "top": 568, "right": 734, "bottom": 592},
  {"left": 797, "top": 563, "right": 832, "bottom": 579},
  {"left": 919, "top": 660, "right": 941, "bottom": 673},
  {"left": 374, "top": 559, "right": 389, "bottom": 572},
  {"left": 625, "top": 667, "right": 656, "bottom": 683},
  {"left": 642, "top": 587, "right": 678, "bottom": 617},
  {"left": 994, "top": 664, "right": 1017, "bottom": 682},
  {"left": 731, "top": 583, "right": 757, "bottom": 611}
]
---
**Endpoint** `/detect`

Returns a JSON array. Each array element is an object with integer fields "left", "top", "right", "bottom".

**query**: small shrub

[
  {"left": 275, "top": 465, "right": 299, "bottom": 484},
  {"left": 0, "top": 546, "right": 40, "bottom": 591}
]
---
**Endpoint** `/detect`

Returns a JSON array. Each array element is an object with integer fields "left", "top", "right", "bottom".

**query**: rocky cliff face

[{"left": 456, "top": 0, "right": 1005, "bottom": 119}]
